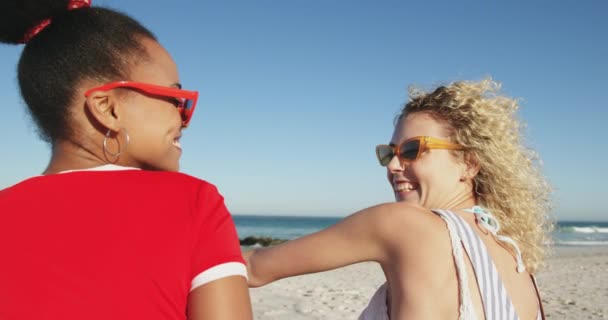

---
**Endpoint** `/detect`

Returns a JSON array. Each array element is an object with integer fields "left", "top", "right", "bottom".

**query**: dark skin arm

[{"left": 187, "top": 275, "right": 253, "bottom": 320}]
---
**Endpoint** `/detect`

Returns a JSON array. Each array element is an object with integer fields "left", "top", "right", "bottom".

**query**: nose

[{"left": 386, "top": 154, "right": 406, "bottom": 172}]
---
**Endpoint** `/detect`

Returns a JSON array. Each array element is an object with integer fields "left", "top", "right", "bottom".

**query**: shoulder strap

[
  {"left": 436, "top": 209, "right": 520, "bottom": 320},
  {"left": 432, "top": 210, "right": 477, "bottom": 320},
  {"left": 531, "top": 275, "right": 546, "bottom": 320}
]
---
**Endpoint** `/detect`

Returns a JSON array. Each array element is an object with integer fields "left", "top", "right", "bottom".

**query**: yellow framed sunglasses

[{"left": 376, "top": 136, "right": 464, "bottom": 166}]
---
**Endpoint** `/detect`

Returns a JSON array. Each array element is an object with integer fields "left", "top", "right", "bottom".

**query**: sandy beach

[{"left": 249, "top": 246, "right": 608, "bottom": 319}]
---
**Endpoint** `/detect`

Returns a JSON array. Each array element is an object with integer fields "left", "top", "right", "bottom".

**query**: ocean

[{"left": 233, "top": 215, "right": 608, "bottom": 247}]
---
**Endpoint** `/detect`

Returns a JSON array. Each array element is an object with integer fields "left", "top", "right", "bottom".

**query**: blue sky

[{"left": 1, "top": 0, "right": 606, "bottom": 220}]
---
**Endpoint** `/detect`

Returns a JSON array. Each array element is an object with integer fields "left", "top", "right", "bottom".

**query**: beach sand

[{"left": 249, "top": 246, "right": 608, "bottom": 319}]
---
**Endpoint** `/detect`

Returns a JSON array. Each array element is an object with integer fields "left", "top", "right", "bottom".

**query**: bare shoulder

[
  {"left": 368, "top": 204, "right": 455, "bottom": 281},
  {"left": 366, "top": 203, "right": 444, "bottom": 234},
  {"left": 354, "top": 203, "right": 446, "bottom": 250}
]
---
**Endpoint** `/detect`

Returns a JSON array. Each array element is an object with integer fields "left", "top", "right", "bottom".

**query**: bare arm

[
  {"left": 187, "top": 275, "right": 252, "bottom": 320},
  {"left": 245, "top": 202, "right": 416, "bottom": 287}
]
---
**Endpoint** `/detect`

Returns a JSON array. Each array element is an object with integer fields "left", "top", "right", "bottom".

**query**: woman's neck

[{"left": 43, "top": 139, "right": 112, "bottom": 174}]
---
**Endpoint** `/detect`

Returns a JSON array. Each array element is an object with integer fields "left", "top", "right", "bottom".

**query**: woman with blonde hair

[{"left": 245, "top": 79, "right": 552, "bottom": 319}]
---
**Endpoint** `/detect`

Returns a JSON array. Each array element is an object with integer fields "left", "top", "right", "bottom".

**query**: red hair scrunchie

[{"left": 19, "top": 0, "right": 92, "bottom": 44}]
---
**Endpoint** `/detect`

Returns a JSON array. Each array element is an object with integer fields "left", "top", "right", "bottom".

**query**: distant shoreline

[
  {"left": 233, "top": 214, "right": 608, "bottom": 223},
  {"left": 235, "top": 216, "right": 608, "bottom": 247}
]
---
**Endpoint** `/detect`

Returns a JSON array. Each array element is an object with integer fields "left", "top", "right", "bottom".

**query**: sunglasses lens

[
  {"left": 178, "top": 99, "right": 194, "bottom": 125},
  {"left": 376, "top": 145, "right": 394, "bottom": 166},
  {"left": 400, "top": 140, "right": 420, "bottom": 160},
  {"left": 184, "top": 98, "right": 194, "bottom": 111}
]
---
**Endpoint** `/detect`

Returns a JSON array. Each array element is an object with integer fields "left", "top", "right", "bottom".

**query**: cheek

[
  {"left": 127, "top": 116, "right": 167, "bottom": 148},
  {"left": 409, "top": 163, "right": 433, "bottom": 184},
  {"left": 133, "top": 99, "right": 179, "bottom": 124},
  {"left": 127, "top": 127, "right": 158, "bottom": 157},
  {"left": 151, "top": 99, "right": 182, "bottom": 123},
  {"left": 411, "top": 157, "right": 451, "bottom": 183},
  {"left": 418, "top": 158, "right": 461, "bottom": 189}
]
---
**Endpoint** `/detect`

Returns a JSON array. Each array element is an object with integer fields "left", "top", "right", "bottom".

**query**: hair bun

[{"left": 0, "top": 0, "right": 74, "bottom": 44}]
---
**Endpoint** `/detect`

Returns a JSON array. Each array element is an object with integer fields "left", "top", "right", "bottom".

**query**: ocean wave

[
  {"left": 560, "top": 226, "right": 608, "bottom": 234},
  {"left": 556, "top": 240, "right": 608, "bottom": 246}
]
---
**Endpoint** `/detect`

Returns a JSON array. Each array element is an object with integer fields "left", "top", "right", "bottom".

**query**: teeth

[{"left": 394, "top": 183, "right": 416, "bottom": 192}]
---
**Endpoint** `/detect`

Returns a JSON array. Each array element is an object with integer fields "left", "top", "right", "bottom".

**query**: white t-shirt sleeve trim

[{"left": 190, "top": 262, "right": 248, "bottom": 292}]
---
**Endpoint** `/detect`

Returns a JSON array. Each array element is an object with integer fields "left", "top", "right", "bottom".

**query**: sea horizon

[{"left": 233, "top": 214, "right": 608, "bottom": 247}]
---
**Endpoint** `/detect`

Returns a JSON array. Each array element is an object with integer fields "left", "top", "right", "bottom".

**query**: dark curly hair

[{"left": 0, "top": 0, "right": 156, "bottom": 143}]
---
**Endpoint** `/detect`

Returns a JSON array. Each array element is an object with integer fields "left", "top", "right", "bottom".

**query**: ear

[
  {"left": 84, "top": 90, "right": 122, "bottom": 132},
  {"left": 462, "top": 151, "right": 481, "bottom": 179}
]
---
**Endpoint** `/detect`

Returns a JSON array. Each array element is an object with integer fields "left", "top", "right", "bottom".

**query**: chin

[
  {"left": 394, "top": 191, "right": 419, "bottom": 203},
  {"left": 395, "top": 196, "right": 414, "bottom": 205}
]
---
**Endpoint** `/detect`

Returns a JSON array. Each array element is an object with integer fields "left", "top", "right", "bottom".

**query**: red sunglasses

[{"left": 84, "top": 81, "right": 199, "bottom": 127}]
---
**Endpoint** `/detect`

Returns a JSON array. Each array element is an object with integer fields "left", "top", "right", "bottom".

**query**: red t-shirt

[{"left": 0, "top": 166, "right": 246, "bottom": 319}]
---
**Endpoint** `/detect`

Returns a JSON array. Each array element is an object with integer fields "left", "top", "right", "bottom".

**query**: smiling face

[
  {"left": 386, "top": 112, "right": 476, "bottom": 209},
  {"left": 111, "top": 38, "right": 185, "bottom": 171}
]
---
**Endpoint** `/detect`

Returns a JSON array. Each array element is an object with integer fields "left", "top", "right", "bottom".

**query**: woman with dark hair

[{"left": 0, "top": 1, "right": 252, "bottom": 319}]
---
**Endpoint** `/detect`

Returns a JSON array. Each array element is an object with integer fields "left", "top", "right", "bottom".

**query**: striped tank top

[{"left": 359, "top": 208, "right": 545, "bottom": 320}]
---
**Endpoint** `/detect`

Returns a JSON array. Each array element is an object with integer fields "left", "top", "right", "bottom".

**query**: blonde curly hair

[{"left": 399, "top": 79, "right": 553, "bottom": 273}]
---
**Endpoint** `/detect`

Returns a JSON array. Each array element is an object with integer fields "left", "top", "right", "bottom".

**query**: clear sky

[{"left": 1, "top": 0, "right": 606, "bottom": 220}]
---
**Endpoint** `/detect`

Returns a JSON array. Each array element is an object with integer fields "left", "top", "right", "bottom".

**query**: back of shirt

[{"left": 0, "top": 169, "right": 245, "bottom": 320}]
